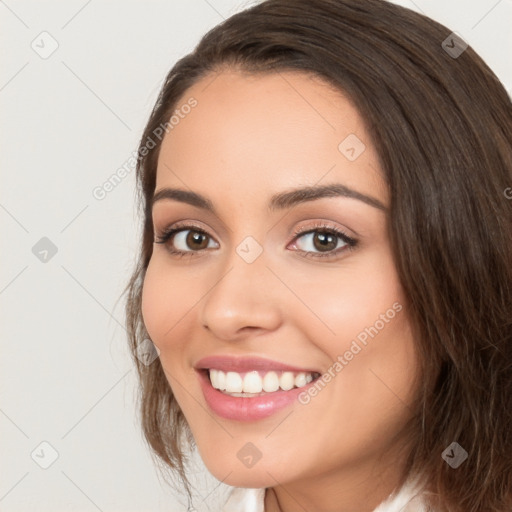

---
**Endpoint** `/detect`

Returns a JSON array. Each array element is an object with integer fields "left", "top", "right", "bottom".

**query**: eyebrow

[{"left": 151, "top": 183, "right": 387, "bottom": 213}]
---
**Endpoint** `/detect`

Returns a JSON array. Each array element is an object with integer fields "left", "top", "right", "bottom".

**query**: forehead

[{"left": 155, "top": 69, "right": 387, "bottom": 205}]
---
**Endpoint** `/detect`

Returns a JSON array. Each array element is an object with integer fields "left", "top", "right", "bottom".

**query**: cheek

[
  {"left": 141, "top": 256, "right": 215, "bottom": 367},
  {"left": 286, "top": 249, "right": 417, "bottom": 428},
  {"left": 285, "top": 249, "right": 403, "bottom": 346},
  {"left": 140, "top": 258, "right": 185, "bottom": 349},
  {"left": 140, "top": 262, "right": 162, "bottom": 344}
]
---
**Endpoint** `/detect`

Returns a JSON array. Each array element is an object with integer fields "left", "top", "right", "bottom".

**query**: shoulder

[
  {"left": 373, "top": 477, "right": 430, "bottom": 512},
  {"left": 221, "top": 487, "right": 265, "bottom": 512},
  {"left": 221, "top": 479, "right": 430, "bottom": 512}
]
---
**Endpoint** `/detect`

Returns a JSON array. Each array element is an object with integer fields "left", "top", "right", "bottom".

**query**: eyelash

[{"left": 154, "top": 221, "right": 358, "bottom": 260}]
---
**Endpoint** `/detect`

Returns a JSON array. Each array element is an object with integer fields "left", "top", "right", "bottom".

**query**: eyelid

[
  {"left": 290, "top": 219, "right": 357, "bottom": 241},
  {"left": 287, "top": 221, "right": 357, "bottom": 258},
  {"left": 155, "top": 220, "right": 217, "bottom": 239},
  {"left": 154, "top": 220, "right": 220, "bottom": 247}
]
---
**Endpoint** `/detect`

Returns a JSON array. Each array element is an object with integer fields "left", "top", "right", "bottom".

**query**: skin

[{"left": 141, "top": 69, "right": 420, "bottom": 512}]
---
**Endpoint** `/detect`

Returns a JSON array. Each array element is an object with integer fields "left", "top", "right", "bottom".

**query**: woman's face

[{"left": 142, "top": 70, "right": 419, "bottom": 494}]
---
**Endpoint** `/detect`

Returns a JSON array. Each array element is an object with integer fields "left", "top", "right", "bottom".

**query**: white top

[{"left": 221, "top": 477, "right": 428, "bottom": 512}]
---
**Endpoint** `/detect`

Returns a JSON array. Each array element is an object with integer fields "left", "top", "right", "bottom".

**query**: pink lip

[
  {"left": 194, "top": 355, "right": 321, "bottom": 422},
  {"left": 194, "top": 355, "right": 319, "bottom": 373},
  {"left": 197, "top": 369, "right": 318, "bottom": 421}
]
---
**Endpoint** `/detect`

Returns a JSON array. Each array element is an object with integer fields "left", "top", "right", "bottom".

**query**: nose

[{"left": 199, "top": 250, "right": 283, "bottom": 341}]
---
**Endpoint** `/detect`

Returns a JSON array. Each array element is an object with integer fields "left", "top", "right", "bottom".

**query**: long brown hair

[{"left": 124, "top": 0, "right": 512, "bottom": 510}]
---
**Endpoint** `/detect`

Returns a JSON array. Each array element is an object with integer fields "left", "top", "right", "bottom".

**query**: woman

[{"left": 124, "top": 0, "right": 512, "bottom": 510}]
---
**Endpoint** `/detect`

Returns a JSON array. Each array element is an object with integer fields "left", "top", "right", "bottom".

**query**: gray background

[{"left": 1, "top": 0, "right": 510, "bottom": 510}]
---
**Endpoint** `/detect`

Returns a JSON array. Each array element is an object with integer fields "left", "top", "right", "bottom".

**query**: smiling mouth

[{"left": 204, "top": 368, "right": 322, "bottom": 397}]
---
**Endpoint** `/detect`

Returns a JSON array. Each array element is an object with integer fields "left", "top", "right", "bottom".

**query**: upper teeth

[{"left": 209, "top": 369, "right": 317, "bottom": 394}]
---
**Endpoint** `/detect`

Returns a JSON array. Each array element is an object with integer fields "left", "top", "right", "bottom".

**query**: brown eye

[
  {"left": 312, "top": 231, "right": 338, "bottom": 252},
  {"left": 154, "top": 225, "right": 219, "bottom": 255},
  {"left": 172, "top": 229, "right": 215, "bottom": 252},
  {"left": 184, "top": 231, "right": 209, "bottom": 250},
  {"left": 294, "top": 229, "right": 349, "bottom": 254}
]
